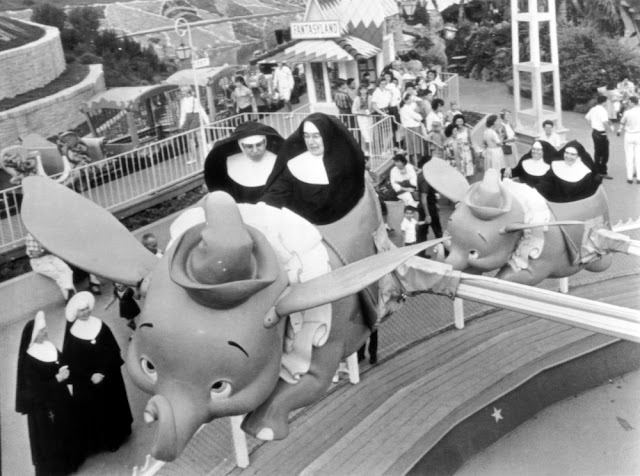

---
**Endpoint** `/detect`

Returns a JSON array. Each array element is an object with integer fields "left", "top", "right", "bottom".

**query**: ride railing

[
  {"left": 441, "top": 72, "right": 460, "bottom": 108},
  {"left": 0, "top": 109, "right": 437, "bottom": 255},
  {"left": 0, "top": 128, "right": 204, "bottom": 254}
]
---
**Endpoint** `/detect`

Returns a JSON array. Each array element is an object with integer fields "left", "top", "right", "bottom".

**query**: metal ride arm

[{"left": 396, "top": 258, "right": 640, "bottom": 344}]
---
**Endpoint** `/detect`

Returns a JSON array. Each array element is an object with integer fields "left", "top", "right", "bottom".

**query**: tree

[
  {"left": 67, "top": 6, "right": 103, "bottom": 42},
  {"left": 31, "top": 3, "right": 66, "bottom": 31}
]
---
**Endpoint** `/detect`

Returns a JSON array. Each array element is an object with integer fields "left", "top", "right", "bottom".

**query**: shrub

[
  {"left": 31, "top": 3, "right": 66, "bottom": 31},
  {"left": 557, "top": 26, "right": 640, "bottom": 109}
]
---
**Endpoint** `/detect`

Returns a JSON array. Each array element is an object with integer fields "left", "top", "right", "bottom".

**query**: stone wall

[
  {"left": 0, "top": 23, "right": 65, "bottom": 100},
  {"left": 0, "top": 65, "right": 105, "bottom": 147}
]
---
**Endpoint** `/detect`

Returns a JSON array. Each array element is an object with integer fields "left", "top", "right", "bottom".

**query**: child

[
  {"left": 113, "top": 283, "right": 140, "bottom": 330},
  {"left": 142, "top": 233, "right": 163, "bottom": 258},
  {"left": 401, "top": 205, "right": 418, "bottom": 246},
  {"left": 427, "top": 121, "right": 446, "bottom": 160},
  {"left": 449, "top": 100, "right": 462, "bottom": 117}
]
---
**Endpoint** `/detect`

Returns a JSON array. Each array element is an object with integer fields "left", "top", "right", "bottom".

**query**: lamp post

[
  {"left": 443, "top": 22, "right": 459, "bottom": 40},
  {"left": 401, "top": 0, "right": 419, "bottom": 19},
  {"left": 174, "top": 17, "right": 207, "bottom": 164}
]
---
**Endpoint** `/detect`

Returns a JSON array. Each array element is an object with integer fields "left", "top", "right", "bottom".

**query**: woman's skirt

[
  {"left": 356, "top": 115, "right": 373, "bottom": 143},
  {"left": 484, "top": 146, "right": 505, "bottom": 171}
]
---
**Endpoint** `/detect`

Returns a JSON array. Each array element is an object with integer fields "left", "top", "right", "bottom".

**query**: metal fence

[{"left": 0, "top": 129, "right": 204, "bottom": 254}]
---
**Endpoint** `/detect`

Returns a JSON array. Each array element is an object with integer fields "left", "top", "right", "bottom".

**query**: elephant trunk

[
  {"left": 144, "top": 393, "right": 206, "bottom": 462},
  {"left": 444, "top": 248, "right": 468, "bottom": 271}
]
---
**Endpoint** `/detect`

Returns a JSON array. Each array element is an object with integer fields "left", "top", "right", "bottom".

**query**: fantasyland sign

[{"left": 290, "top": 21, "right": 341, "bottom": 39}]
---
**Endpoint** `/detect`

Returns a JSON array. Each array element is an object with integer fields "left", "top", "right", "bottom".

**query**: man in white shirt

[
  {"left": 585, "top": 95, "right": 614, "bottom": 179},
  {"left": 273, "top": 62, "right": 295, "bottom": 118},
  {"left": 620, "top": 95, "right": 640, "bottom": 184}
]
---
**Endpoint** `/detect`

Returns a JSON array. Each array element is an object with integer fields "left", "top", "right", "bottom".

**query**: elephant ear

[
  {"left": 21, "top": 176, "right": 158, "bottom": 286},
  {"left": 422, "top": 158, "right": 470, "bottom": 203},
  {"left": 275, "top": 238, "right": 445, "bottom": 316}
]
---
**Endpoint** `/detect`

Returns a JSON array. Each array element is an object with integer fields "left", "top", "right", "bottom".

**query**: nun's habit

[
  {"left": 260, "top": 113, "right": 366, "bottom": 225},
  {"left": 204, "top": 121, "right": 285, "bottom": 203},
  {"left": 62, "top": 292, "right": 132, "bottom": 455},
  {"left": 16, "top": 313, "right": 84, "bottom": 476},
  {"left": 537, "top": 140, "right": 601, "bottom": 202},
  {"left": 502, "top": 140, "right": 559, "bottom": 188}
]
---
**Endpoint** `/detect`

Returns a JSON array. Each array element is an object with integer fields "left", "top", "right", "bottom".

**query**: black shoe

[
  {"left": 628, "top": 180, "right": 634, "bottom": 184},
  {"left": 89, "top": 283, "right": 102, "bottom": 295},
  {"left": 369, "top": 356, "right": 378, "bottom": 365}
]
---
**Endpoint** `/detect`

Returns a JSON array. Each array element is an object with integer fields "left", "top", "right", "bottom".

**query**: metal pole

[
  {"left": 126, "top": 10, "right": 304, "bottom": 38},
  {"left": 175, "top": 18, "right": 208, "bottom": 165}
]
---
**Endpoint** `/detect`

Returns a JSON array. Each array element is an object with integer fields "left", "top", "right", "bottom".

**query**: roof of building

[
  {"left": 308, "top": 0, "right": 398, "bottom": 46},
  {"left": 257, "top": 36, "right": 380, "bottom": 64}
]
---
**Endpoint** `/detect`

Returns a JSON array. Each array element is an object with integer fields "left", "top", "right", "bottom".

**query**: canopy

[
  {"left": 165, "top": 65, "right": 242, "bottom": 88},
  {"left": 258, "top": 36, "right": 380, "bottom": 64},
  {"left": 81, "top": 85, "right": 179, "bottom": 113}
]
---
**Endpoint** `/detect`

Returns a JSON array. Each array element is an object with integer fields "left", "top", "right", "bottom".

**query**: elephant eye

[
  {"left": 210, "top": 381, "right": 232, "bottom": 399},
  {"left": 140, "top": 357, "right": 158, "bottom": 383},
  {"left": 468, "top": 250, "right": 479, "bottom": 260}
]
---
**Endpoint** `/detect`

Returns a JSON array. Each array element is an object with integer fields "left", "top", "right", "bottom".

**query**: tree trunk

[{"left": 458, "top": 0, "right": 466, "bottom": 22}]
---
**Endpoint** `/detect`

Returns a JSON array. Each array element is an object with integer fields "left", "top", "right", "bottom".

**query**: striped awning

[{"left": 258, "top": 36, "right": 380, "bottom": 64}]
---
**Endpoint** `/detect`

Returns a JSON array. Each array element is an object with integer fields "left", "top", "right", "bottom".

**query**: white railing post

[
  {"left": 559, "top": 277, "right": 569, "bottom": 294},
  {"left": 454, "top": 297, "right": 465, "bottom": 329},
  {"left": 229, "top": 415, "right": 250, "bottom": 468}
]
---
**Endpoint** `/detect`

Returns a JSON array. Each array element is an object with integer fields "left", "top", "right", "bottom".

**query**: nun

[
  {"left": 63, "top": 291, "right": 132, "bottom": 455},
  {"left": 502, "top": 140, "right": 559, "bottom": 189},
  {"left": 16, "top": 311, "right": 84, "bottom": 476},
  {"left": 260, "top": 113, "right": 366, "bottom": 225},
  {"left": 204, "top": 121, "right": 285, "bottom": 203},
  {"left": 536, "top": 140, "right": 602, "bottom": 202}
]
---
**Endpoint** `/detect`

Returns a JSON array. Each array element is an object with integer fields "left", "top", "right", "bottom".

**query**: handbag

[
  {"left": 502, "top": 144, "right": 513, "bottom": 155},
  {"left": 183, "top": 98, "right": 201, "bottom": 130}
]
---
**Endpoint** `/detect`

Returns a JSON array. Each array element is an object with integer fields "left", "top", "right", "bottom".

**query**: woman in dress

[
  {"left": 63, "top": 292, "right": 132, "bottom": 455},
  {"left": 502, "top": 140, "right": 558, "bottom": 188},
  {"left": 389, "top": 153, "right": 418, "bottom": 207},
  {"left": 537, "top": 140, "right": 601, "bottom": 202},
  {"left": 178, "top": 86, "right": 209, "bottom": 131},
  {"left": 16, "top": 311, "right": 84, "bottom": 476},
  {"left": 260, "top": 112, "right": 365, "bottom": 225},
  {"left": 352, "top": 84, "right": 374, "bottom": 156},
  {"left": 499, "top": 108, "right": 518, "bottom": 168},
  {"left": 445, "top": 114, "right": 475, "bottom": 177},
  {"left": 399, "top": 91, "right": 425, "bottom": 165},
  {"left": 482, "top": 114, "right": 505, "bottom": 172},
  {"left": 232, "top": 76, "right": 257, "bottom": 115},
  {"left": 204, "top": 121, "right": 285, "bottom": 203}
]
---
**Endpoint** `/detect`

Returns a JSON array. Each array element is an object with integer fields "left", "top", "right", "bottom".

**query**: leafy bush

[
  {"left": 557, "top": 26, "right": 640, "bottom": 109},
  {"left": 449, "top": 21, "right": 512, "bottom": 82},
  {"left": 31, "top": 3, "right": 66, "bottom": 30},
  {"left": 67, "top": 6, "right": 103, "bottom": 41}
]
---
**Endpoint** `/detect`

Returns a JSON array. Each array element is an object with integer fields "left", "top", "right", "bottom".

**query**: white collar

[
  {"left": 70, "top": 315, "right": 102, "bottom": 341},
  {"left": 521, "top": 158, "right": 549, "bottom": 176},
  {"left": 227, "top": 151, "right": 276, "bottom": 187},
  {"left": 287, "top": 151, "right": 329, "bottom": 185},
  {"left": 552, "top": 159, "right": 591, "bottom": 182},
  {"left": 27, "top": 341, "right": 59, "bottom": 362}
]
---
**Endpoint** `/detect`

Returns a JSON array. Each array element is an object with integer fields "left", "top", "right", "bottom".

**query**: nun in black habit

[
  {"left": 536, "top": 140, "right": 601, "bottom": 203},
  {"left": 501, "top": 140, "right": 559, "bottom": 188},
  {"left": 260, "top": 113, "right": 366, "bottom": 225},
  {"left": 204, "top": 121, "right": 285, "bottom": 203},
  {"left": 63, "top": 291, "right": 132, "bottom": 455},
  {"left": 16, "top": 311, "right": 84, "bottom": 476}
]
